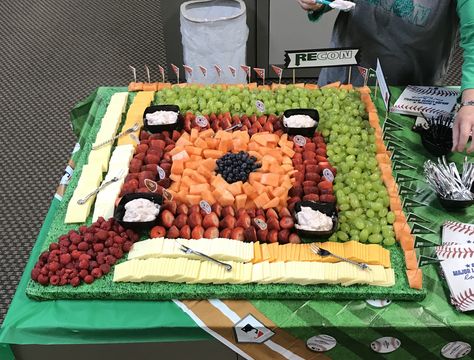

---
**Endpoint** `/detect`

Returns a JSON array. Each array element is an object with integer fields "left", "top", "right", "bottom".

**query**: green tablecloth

[{"left": 1, "top": 86, "right": 473, "bottom": 360}]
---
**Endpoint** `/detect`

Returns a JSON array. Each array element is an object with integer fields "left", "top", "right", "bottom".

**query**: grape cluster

[
  {"left": 317, "top": 88, "right": 396, "bottom": 246},
  {"left": 156, "top": 85, "right": 324, "bottom": 116},
  {"left": 216, "top": 152, "right": 261, "bottom": 184}
]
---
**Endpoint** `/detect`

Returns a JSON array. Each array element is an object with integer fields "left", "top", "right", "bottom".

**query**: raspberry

[
  {"left": 100, "top": 221, "right": 112, "bottom": 231},
  {"left": 86, "top": 249, "right": 95, "bottom": 257},
  {"left": 97, "top": 217, "right": 105, "bottom": 224},
  {"left": 84, "top": 275, "right": 94, "bottom": 284},
  {"left": 69, "top": 232, "right": 82, "bottom": 244},
  {"left": 68, "top": 244, "right": 77, "bottom": 252},
  {"left": 123, "top": 241, "right": 133, "bottom": 252},
  {"left": 77, "top": 242, "right": 89, "bottom": 251},
  {"left": 59, "top": 276, "right": 68, "bottom": 286},
  {"left": 40, "top": 266, "right": 49, "bottom": 275},
  {"left": 79, "top": 253, "right": 91, "bottom": 261},
  {"left": 96, "top": 253, "right": 105, "bottom": 265},
  {"left": 104, "top": 239, "right": 113, "bottom": 247},
  {"left": 93, "top": 243, "right": 104, "bottom": 252},
  {"left": 70, "top": 277, "right": 81, "bottom": 287},
  {"left": 100, "top": 263, "right": 111, "bottom": 274},
  {"left": 49, "top": 243, "right": 59, "bottom": 251},
  {"left": 39, "top": 251, "right": 50, "bottom": 262},
  {"left": 78, "top": 225, "right": 88, "bottom": 234},
  {"left": 65, "top": 262, "right": 75, "bottom": 270},
  {"left": 71, "top": 250, "right": 81, "bottom": 259},
  {"left": 59, "top": 235, "right": 69, "bottom": 242},
  {"left": 113, "top": 236, "right": 124, "bottom": 244},
  {"left": 49, "top": 275, "right": 60, "bottom": 285},
  {"left": 105, "top": 255, "right": 117, "bottom": 265},
  {"left": 83, "top": 233, "right": 94, "bottom": 243},
  {"left": 95, "top": 230, "right": 109, "bottom": 241},
  {"left": 37, "top": 274, "right": 49, "bottom": 285},
  {"left": 109, "top": 248, "right": 123, "bottom": 259},
  {"left": 117, "top": 225, "right": 125, "bottom": 233},
  {"left": 60, "top": 253, "right": 72, "bottom": 265},
  {"left": 91, "top": 268, "right": 103, "bottom": 278},
  {"left": 59, "top": 246, "right": 69, "bottom": 254},
  {"left": 89, "top": 261, "right": 98, "bottom": 270},
  {"left": 58, "top": 238, "right": 71, "bottom": 247},
  {"left": 31, "top": 268, "right": 40, "bottom": 280},
  {"left": 79, "top": 259, "right": 89, "bottom": 269},
  {"left": 48, "top": 261, "right": 60, "bottom": 272},
  {"left": 79, "top": 269, "right": 89, "bottom": 279}
]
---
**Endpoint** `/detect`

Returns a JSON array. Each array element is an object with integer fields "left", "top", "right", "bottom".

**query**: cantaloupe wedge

[
  {"left": 322, "top": 81, "right": 341, "bottom": 88},
  {"left": 406, "top": 269, "right": 423, "bottom": 290},
  {"left": 404, "top": 249, "right": 418, "bottom": 270}
]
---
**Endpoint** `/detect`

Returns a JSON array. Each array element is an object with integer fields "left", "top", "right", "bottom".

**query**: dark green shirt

[{"left": 309, "top": 0, "right": 474, "bottom": 92}]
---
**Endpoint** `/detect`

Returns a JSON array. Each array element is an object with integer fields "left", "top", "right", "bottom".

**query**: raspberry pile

[
  {"left": 216, "top": 151, "right": 261, "bottom": 184},
  {"left": 31, "top": 217, "right": 139, "bottom": 287}
]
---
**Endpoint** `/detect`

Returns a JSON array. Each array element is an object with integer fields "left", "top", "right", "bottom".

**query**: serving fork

[{"left": 310, "top": 243, "right": 370, "bottom": 271}]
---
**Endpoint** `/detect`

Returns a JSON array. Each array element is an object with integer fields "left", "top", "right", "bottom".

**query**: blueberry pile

[{"left": 216, "top": 151, "right": 261, "bottom": 183}]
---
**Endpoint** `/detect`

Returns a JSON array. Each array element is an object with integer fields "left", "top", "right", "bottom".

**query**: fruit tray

[{"left": 26, "top": 85, "right": 426, "bottom": 301}]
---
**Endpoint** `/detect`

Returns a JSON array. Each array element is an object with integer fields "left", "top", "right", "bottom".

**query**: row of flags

[
  {"left": 130, "top": 64, "right": 375, "bottom": 86},
  {"left": 129, "top": 64, "right": 283, "bottom": 84}
]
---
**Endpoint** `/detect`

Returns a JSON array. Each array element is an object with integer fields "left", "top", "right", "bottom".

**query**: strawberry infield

[{"left": 28, "top": 82, "right": 423, "bottom": 296}]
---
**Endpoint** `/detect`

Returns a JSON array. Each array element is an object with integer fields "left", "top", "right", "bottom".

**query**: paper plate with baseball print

[
  {"left": 306, "top": 335, "right": 337, "bottom": 352},
  {"left": 441, "top": 341, "right": 471, "bottom": 359},
  {"left": 371, "top": 337, "right": 401, "bottom": 354}
]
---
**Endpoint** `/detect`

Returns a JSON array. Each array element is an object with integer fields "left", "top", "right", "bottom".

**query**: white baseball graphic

[
  {"left": 441, "top": 341, "right": 471, "bottom": 359},
  {"left": 371, "top": 337, "right": 401, "bottom": 354},
  {"left": 306, "top": 335, "right": 337, "bottom": 352},
  {"left": 366, "top": 299, "right": 392, "bottom": 308}
]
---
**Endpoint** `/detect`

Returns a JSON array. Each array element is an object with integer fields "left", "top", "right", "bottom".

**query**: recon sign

[{"left": 284, "top": 48, "right": 360, "bottom": 69}]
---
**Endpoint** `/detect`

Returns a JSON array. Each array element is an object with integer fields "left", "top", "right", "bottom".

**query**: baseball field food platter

[{"left": 26, "top": 83, "right": 426, "bottom": 301}]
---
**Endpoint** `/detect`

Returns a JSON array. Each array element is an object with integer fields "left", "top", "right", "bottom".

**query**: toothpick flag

[
  {"left": 271, "top": 65, "right": 283, "bottom": 84},
  {"left": 229, "top": 65, "right": 237, "bottom": 78},
  {"left": 183, "top": 65, "right": 193, "bottom": 78},
  {"left": 158, "top": 65, "right": 165, "bottom": 82},
  {"left": 199, "top": 65, "right": 207, "bottom": 77},
  {"left": 214, "top": 64, "right": 222, "bottom": 78}
]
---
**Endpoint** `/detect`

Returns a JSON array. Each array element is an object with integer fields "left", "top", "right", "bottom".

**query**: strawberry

[
  {"left": 191, "top": 225, "right": 205, "bottom": 239},
  {"left": 265, "top": 208, "right": 278, "bottom": 219},
  {"left": 279, "top": 217, "right": 294, "bottom": 229},
  {"left": 278, "top": 207, "right": 292, "bottom": 218},
  {"left": 221, "top": 205, "right": 235, "bottom": 218},
  {"left": 266, "top": 218, "right": 280, "bottom": 231},
  {"left": 319, "top": 194, "right": 336, "bottom": 203},
  {"left": 204, "top": 227, "right": 219, "bottom": 239},
  {"left": 150, "top": 226, "right": 166, "bottom": 238},
  {"left": 305, "top": 173, "right": 321, "bottom": 183},
  {"left": 219, "top": 215, "right": 236, "bottom": 229},
  {"left": 230, "top": 227, "right": 245, "bottom": 241},
  {"left": 211, "top": 203, "right": 223, "bottom": 217},
  {"left": 162, "top": 201, "right": 177, "bottom": 214},
  {"left": 173, "top": 214, "right": 188, "bottom": 229},
  {"left": 303, "top": 194, "right": 319, "bottom": 202},
  {"left": 257, "top": 229, "right": 268, "bottom": 243},
  {"left": 160, "top": 210, "right": 175, "bottom": 229},
  {"left": 187, "top": 212, "right": 202, "bottom": 228},
  {"left": 304, "top": 186, "right": 319, "bottom": 195},
  {"left": 219, "top": 228, "right": 232, "bottom": 238},
  {"left": 278, "top": 229, "right": 291, "bottom": 244},
  {"left": 179, "top": 225, "right": 191, "bottom": 239},
  {"left": 176, "top": 204, "right": 189, "bottom": 215},
  {"left": 235, "top": 213, "right": 251, "bottom": 228},
  {"left": 166, "top": 226, "right": 180, "bottom": 239},
  {"left": 267, "top": 230, "right": 278, "bottom": 243},
  {"left": 244, "top": 227, "right": 257, "bottom": 242},
  {"left": 202, "top": 213, "right": 219, "bottom": 229}
]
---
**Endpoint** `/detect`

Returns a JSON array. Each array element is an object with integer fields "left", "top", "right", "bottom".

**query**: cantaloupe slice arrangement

[
  {"left": 360, "top": 88, "right": 422, "bottom": 290},
  {"left": 167, "top": 129, "right": 296, "bottom": 209}
]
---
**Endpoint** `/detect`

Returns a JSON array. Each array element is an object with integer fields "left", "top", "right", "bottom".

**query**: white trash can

[{"left": 180, "top": 0, "right": 249, "bottom": 84}]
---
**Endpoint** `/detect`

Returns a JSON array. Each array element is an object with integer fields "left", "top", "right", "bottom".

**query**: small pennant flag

[
  {"left": 144, "top": 65, "right": 151, "bottom": 83},
  {"left": 254, "top": 67, "right": 265, "bottom": 85},
  {"left": 418, "top": 255, "right": 442, "bottom": 267},
  {"left": 357, "top": 66, "right": 368, "bottom": 78},
  {"left": 214, "top": 64, "right": 222, "bottom": 78},
  {"left": 241, "top": 65, "right": 251, "bottom": 82},
  {"left": 271, "top": 65, "right": 283, "bottom": 84},
  {"left": 158, "top": 65, "right": 165, "bottom": 82},
  {"left": 229, "top": 65, "right": 237, "bottom": 78},
  {"left": 183, "top": 65, "right": 193, "bottom": 77},
  {"left": 198, "top": 65, "right": 207, "bottom": 77},
  {"left": 171, "top": 64, "right": 180, "bottom": 84},
  {"left": 357, "top": 66, "right": 369, "bottom": 87},
  {"left": 129, "top": 65, "right": 136, "bottom": 82}
]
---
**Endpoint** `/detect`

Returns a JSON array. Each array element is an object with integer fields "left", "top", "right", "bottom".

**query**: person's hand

[
  {"left": 452, "top": 106, "right": 474, "bottom": 152},
  {"left": 296, "top": 0, "right": 324, "bottom": 12}
]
